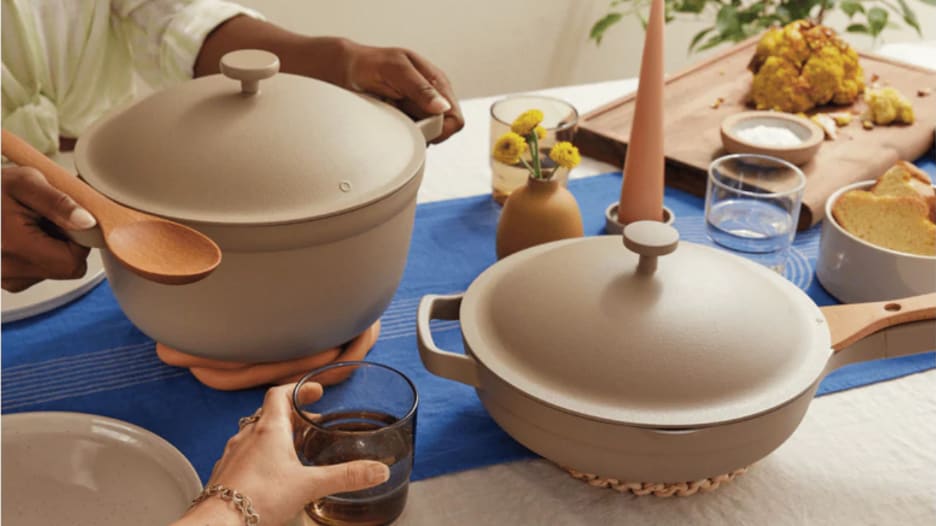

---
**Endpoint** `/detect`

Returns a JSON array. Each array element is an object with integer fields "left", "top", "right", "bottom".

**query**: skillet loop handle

[
  {"left": 416, "top": 294, "right": 481, "bottom": 388},
  {"left": 623, "top": 221, "right": 679, "bottom": 276}
]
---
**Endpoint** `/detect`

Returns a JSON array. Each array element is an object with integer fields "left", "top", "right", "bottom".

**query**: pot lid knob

[
  {"left": 220, "top": 49, "right": 281, "bottom": 95},
  {"left": 622, "top": 220, "right": 679, "bottom": 275}
]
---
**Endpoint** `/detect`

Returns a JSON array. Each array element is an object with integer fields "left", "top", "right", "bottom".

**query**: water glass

[
  {"left": 489, "top": 94, "right": 578, "bottom": 204},
  {"left": 705, "top": 154, "right": 806, "bottom": 274},
  {"left": 293, "top": 362, "right": 418, "bottom": 526}
]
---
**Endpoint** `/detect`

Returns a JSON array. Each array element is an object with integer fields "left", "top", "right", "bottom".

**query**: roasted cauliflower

[
  {"left": 864, "top": 87, "right": 914, "bottom": 126},
  {"left": 748, "top": 20, "right": 864, "bottom": 113}
]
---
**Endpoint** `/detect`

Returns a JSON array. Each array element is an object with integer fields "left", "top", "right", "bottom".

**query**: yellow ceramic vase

[{"left": 496, "top": 176, "right": 584, "bottom": 259}]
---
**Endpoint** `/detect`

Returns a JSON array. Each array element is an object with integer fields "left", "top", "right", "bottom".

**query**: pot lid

[
  {"left": 460, "top": 222, "right": 831, "bottom": 428},
  {"left": 74, "top": 50, "right": 427, "bottom": 225}
]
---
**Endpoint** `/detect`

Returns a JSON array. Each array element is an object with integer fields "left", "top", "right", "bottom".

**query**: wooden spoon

[{"left": 2, "top": 130, "right": 221, "bottom": 285}]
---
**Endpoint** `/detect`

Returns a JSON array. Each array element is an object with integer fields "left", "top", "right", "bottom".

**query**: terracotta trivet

[
  {"left": 562, "top": 465, "right": 748, "bottom": 497},
  {"left": 156, "top": 321, "right": 380, "bottom": 390}
]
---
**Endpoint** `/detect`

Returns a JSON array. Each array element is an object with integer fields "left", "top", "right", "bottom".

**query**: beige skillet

[{"left": 418, "top": 221, "right": 936, "bottom": 483}]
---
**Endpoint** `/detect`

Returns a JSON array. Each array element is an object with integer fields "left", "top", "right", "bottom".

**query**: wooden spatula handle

[
  {"left": 821, "top": 292, "right": 936, "bottom": 351},
  {"left": 1, "top": 129, "right": 114, "bottom": 218}
]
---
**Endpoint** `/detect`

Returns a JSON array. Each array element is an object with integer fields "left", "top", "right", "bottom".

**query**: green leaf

[
  {"left": 895, "top": 0, "right": 922, "bottom": 36},
  {"left": 846, "top": 23, "right": 870, "bottom": 34},
  {"left": 867, "top": 7, "right": 889, "bottom": 36},
  {"left": 785, "top": 0, "right": 820, "bottom": 21},
  {"left": 840, "top": 0, "right": 865, "bottom": 18},
  {"left": 688, "top": 27, "right": 714, "bottom": 51},
  {"left": 589, "top": 12, "right": 623, "bottom": 45},
  {"left": 697, "top": 34, "right": 729, "bottom": 52},
  {"left": 715, "top": 5, "right": 741, "bottom": 37},
  {"left": 673, "top": 0, "right": 706, "bottom": 14},
  {"left": 737, "top": 3, "right": 766, "bottom": 24},
  {"left": 774, "top": 6, "right": 794, "bottom": 25}
]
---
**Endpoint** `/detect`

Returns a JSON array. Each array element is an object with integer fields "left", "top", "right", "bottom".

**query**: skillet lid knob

[
  {"left": 623, "top": 220, "right": 679, "bottom": 276},
  {"left": 220, "top": 49, "right": 280, "bottom": 95}
]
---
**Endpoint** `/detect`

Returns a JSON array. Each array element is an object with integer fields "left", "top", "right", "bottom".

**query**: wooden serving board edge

[{"left": 575, "top": 37, "right": 936, "bottom": 177}]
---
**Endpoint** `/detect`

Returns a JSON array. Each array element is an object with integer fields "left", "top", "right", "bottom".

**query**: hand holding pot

[
  {"left": 343, "top": 42, "right": 464, "bottom": 143},
  {"left": 1, "top": 166, "right": 95, "bottom": 292},
  {"left": 194, "top": 16, "right": 464, "bottom": 144}
]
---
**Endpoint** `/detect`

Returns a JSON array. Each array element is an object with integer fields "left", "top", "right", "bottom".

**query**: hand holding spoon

[{"left": 2, "top": 130, "right": 221, "bottom": 285}]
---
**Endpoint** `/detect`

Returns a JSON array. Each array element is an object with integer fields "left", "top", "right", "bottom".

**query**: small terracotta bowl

[
  {"left": 816, "top": 180, "right": 936, "bottom": 303},
  {"left": 721, "top": 111, "right": 823, "bottom": 166}
]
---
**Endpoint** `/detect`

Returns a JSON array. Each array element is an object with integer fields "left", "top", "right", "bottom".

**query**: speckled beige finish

[
  {"left": 69, "top": 50, "right": 443, "bottom": 361},
  {"left": 417, "top": 222, "right": 936, "bottom": 482},
  {"left": 1, "top": 412, "right": 201, "bottom": 526},
  {"left": 817, "top": 181, "right": 936, "bottom": 303}
]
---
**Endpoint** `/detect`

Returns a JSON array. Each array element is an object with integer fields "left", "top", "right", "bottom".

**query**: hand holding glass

[{"left": 293, "top": 362, "right": 417, "bottom": 526}]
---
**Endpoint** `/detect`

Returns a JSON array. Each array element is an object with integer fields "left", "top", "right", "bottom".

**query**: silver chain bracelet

[{"left": 191, "top": 484, "right": 260, "bottom": 525}]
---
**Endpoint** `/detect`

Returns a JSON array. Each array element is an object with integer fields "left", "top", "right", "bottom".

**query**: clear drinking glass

[
  {"left": 293, "top": 362, "right": 418, "bottom": 526},
  {"left": 705, "top": 154, "right": 806, "bottom": 274},
  {"left": 489, "top": 94, "right": 579, "bottom": 204}
]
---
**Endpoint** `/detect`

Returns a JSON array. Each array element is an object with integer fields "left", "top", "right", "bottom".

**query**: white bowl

[{"left": 816, "top": 181, "right": 936, "bottom": 303}]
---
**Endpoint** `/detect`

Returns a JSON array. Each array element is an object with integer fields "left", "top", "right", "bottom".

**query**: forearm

[{"left": 194, "top": 15, "right": 355, "bottom": 89}]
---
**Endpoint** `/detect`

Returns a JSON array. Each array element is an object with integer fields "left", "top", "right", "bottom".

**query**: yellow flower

[
  {"left": 492, "top": 132, "right": 528, "bottom": 165},
  {"left": 510, "top": 109, "right": 544, "bottom": 136},
  {"left": 549, "top": 142, "right": 581, "bottom": 169},
  {"left": 534, "top": 125, "right": 547, "bottom": 141}
]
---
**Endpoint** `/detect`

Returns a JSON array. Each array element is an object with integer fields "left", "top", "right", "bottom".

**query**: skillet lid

[
  {"left": 460, "top": 222, "right": 831, "bottom": 428},
  {"left": 74, "top": 50, "right": 427, "bottom": 225}
]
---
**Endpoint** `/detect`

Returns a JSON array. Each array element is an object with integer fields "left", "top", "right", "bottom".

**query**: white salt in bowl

[{"left": 720, "top": 111, "right": 824, "bottom": 166}]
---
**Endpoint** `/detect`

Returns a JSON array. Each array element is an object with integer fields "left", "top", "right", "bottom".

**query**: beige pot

[
  {"left": 417, "top": 221, "right": 936, "bottom": 483},
  {"left": 816, "top": 181, "right": 936, "bottom": 303},
  {"left": 70, "top": 50, "right": 443, "bottom": 361}
]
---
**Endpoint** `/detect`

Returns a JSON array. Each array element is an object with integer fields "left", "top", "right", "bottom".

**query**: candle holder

[{"left": 604, "top": 202, "right": 675, "bottom": 234}]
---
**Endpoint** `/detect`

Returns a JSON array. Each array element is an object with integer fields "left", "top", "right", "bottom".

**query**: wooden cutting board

[{"left": 574, "top": 38, "right": 936, "bottom": 229}]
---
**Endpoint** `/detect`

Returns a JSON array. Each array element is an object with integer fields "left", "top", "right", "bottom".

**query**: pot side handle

[
  {"left": 416, "top": 114, "right": 445, "bottom": 143},
  {"left": 416, "top": 293, "right": 481, "bottom": 388},
  {"left": 66, "top": 227, "right": 106, "bottom": 249},
  {"left": 821, "top": 292, "right": 936, "bottom": 352}
]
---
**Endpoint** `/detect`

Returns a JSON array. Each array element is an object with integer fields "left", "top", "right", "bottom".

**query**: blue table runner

[{"left": 3, "top": 155, "right": 935, "bottom": 483}]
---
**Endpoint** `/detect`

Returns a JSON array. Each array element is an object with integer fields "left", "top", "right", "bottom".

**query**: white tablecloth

[{"left": 401, "top": 50, "right": 936, "bottom": 525}]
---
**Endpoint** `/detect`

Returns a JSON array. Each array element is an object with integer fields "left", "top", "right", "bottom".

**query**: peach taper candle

[{"left": 618, "top": 0, "right": 665, "bottom": 224}]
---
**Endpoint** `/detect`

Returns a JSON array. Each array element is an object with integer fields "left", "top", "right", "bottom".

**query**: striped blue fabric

[{"left": 3, "top": 154, "right": 934, "bottom": 483}]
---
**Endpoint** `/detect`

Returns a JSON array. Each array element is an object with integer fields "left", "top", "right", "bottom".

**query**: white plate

[
  {"left": 1, "top": 249, "right": 106, "bottom": 323},
  {"left": 1, "top": 412, "right": 202, "bottom": 526}
]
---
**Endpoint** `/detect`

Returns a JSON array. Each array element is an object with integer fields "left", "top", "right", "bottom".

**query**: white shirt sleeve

[{"left": 112, "top": 0, "right": 264, "bottom": 89}]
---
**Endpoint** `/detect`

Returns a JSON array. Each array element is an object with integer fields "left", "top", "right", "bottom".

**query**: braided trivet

[{"left": 562, "top": 465, "right": 749, "bottom": 497}]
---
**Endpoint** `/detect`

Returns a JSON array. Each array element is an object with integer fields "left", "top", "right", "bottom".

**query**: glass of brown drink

[{"left": 293, "top": 362, "right": 418, "bottom": 526}]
